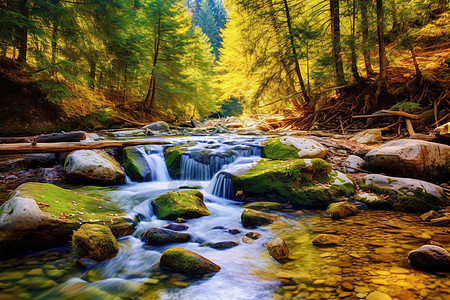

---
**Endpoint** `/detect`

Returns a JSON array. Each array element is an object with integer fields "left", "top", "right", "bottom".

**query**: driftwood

[
  {"left": 380, "top": 110, "right": 421, "bottom": 120},
  {"left": 0, "top": 131, "right": 87, "bottom": 144},
  {"left": 0, "top": 140, "right": 170, "bottom": 154}
]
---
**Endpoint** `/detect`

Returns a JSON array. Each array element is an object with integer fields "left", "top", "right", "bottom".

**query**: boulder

[
  {"left": 23, "top": 153, "right": 56, "bottom": 168},
  {"left": 265, "top": 238, "right": 289, "bottom": 260},
  {"left": 152, "top": 189, "right": 211, "bottom": 220},
  {"left": 64, "top": 150, "right": 126, "bottom": 185},
  {"left": 121, "top": 146, "right": 152, "bottom": 182},
  {"left": 72, "top": 224, "right": 119, "bottom": 261},
  {"left": 241, "top": 208, "right": 280, "bottom": 228},
  {"left": 343, "top": 155, "right": 366, "bottom": 173},
  {"left": 349, "top": 129, "right": 382, "bottom": 144},
  {"left": 354, "top": 192, "right": 387, "bottom": 209},
  {"left": 243, "top": 201, "right": 283, "bottom": 211},
  {"left": 312, "top": 234, "right": 344, "bottom": 246},
  {"left": 143, "top": 121, "right": 170, "bottom": 131},
  {"left": 230, "top": 158, "right": 355, "bottom": 208},
  {"left": 159, "top": 247, "right": 221, "bottom": 274},
  {"left": 164, "top": 142, "right": 197, "bottom": 178},
  {"left": 408, "top": 245, "right": 450, "bottom": 270},
  {"left": 141, "top": 228, "right": 190, "bottom": 245},
  {"left": 326, "top": 201, "right": 359, "bottom": 219},
  {"left": 0, "top": 182, "right": 134, "bottom": 255},
  {"left": 364, "top": 139, "right": 450, "bottom": 182},
  {"left": 210, "top": 241, "right": 239, "bottom": 249},
  {"left": 262, "top": 137, "right": 327, "bottom": 160},
  {"left": 360, "top": 174, "right": 448, "bottom": 212}
]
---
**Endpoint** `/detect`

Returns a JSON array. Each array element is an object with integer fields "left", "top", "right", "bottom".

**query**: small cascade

[
  {"left": 232, "top": 146, "right": 253, "bottom": 157},
  {"left": 180, "top": 155, "right": 211, "bottom": 180},
  {"left": 249, "top": 146, "right": 262, "bottom": 156},
  {"left": 209, "top": 154, "right": 238, "bottom": 176},
  {"left": 137, "top": 146, "right": 171, "bottom": 182},
  {"left": 206, "top": 172, "right": 233, "bottom": 199}
]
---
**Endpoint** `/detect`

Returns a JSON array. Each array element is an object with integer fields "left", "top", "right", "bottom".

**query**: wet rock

[
  {"left": 242, "top": 232, "right": 261, "bottom": 243},
  {"left": 108, "top": 129, "right": 148, "bottom": 137},
  {"left": 343, "top": 155, "right": 366, "bottom": 173},
  {"left": 23, "top": 153, "right": 56, "bottom": 168},
  {"left": 359, "top": 174, "right": 448, "bottom": 212},
  {"left": 241, "top": 208, "right": 280, "bottom": 228},
  {"left": 366, "top": 291, "right": 392, "bottom": 300},
  {"left": 341, "top": 281, "right": 354, "bottom": 291},
  {"left": 64, "top": 150, "right": 126, "bottom": 185},
  {"left": 210, "top": 241, "right": 239, "bottom": 249},
  {"left": 0, "top": 182, "right": 134, "bottom": 255},
  {"left": 76, "top": 258, "right": 98, "bottom": 269},
  {"left": 364, "top": 139, "right": 450, "bottom": 182},
  {"left": 349, "top": 129, "right": 382, "bottom": 144},
  {"left": 430, "top": 214, "right": 450, "bottom": 225},
  {"left": 354, "top": 192, "right": 387, "bottom": 209},
  {"left": 141, "top": 228, "right": 191, "bottom": 245},
  {"left": 312, "top": 234, "right": 344, "bottom": 246},
  {"left": 152, "top": 189, "right": 211, "bottom": 220},
  {"left": 164, "top": 141, "right": 197, "bottom": 178},
  {"left": 262, "top": 137, "right": 327, "bottom": 160},
  {"left": 434, "top": 122, "right": 450, "bottom": 140},
  {"left": 159, "top": 247, "right": 221, "bottom": 274},
  {"left": 243, "top": 201, "right": 283, "bottom": 211},
  {"left": 72, "top": 224, "right": 119, "bottom": 261},
  {"left": 231, "top": 158, "right": 355, "bottom": 208},
  {"left": 121, "top": 146, "right": 152, "bottom": 182},
  {"left": 164, "top": 223, "right": 189, "bottom": 231},
  {"left": 228, "top": 229, "right": 241, "bottom": 234},
  {"left": 326, "top": 201, "right": 359, "bottom": 219},
  {"left": 408, "top": 245, "right": 450, "bottom": 270},
  {"left": 420, "top": 210, "right": 440, "bottom": 221},
  {"left": 143, "top": 121, "right": 170, "bottom": 131},
  {"left": 265, "top": 238, "right": 289, "bottom": 260}
]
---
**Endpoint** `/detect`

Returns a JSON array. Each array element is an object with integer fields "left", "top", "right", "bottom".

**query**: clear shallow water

[{"left": 0, "top": 135, "right": 449, "bottom": 300}]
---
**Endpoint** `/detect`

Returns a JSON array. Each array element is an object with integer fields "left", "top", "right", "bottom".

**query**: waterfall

[
  {"left": 180, "top": 155, "right": 211, "bottom": 180},
  {"left": 136, "top": 146, "right": 171, "bottom": 182},
  {"left": 209, "top": 154, "right": 238, "bottom": 175},
  {"left": 206, "top": 172, "right": 233, "bottom": 199}
]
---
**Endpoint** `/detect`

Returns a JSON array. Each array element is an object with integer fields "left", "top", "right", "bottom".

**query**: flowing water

[{"left": 0, "top": 135, "right": 449, "bottom": 300}]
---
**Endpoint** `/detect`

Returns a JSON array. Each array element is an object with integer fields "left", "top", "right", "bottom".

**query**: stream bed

[{"left": 0, "top": 135, "right": 449, "bottom": 300}]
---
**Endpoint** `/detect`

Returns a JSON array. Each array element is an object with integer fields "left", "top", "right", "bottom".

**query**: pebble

[
  {"left": 338, "top": 291, "right": 352, "bottom": 298},
  {"left": 354, "top": 286, "right": 372, "bottom": 293},
  {"left": 341, "top": 282, "right": 354, "bottom": 291},
  {"left": 372, "top": 279, "right": 389, "bottom": 285},
  {"left": 389, "top": 267, "right": 410, "bottom": 274},
  {"left": 349, "top": 253, "right": 361, "bottom": 258},
  {"left": 356, "top": 292, "right": 367, "bottom": 298},
  {"left": 366, "top": 291, "right": 392, "bottom": 300},
  {"left": 144, "top": 278, "right": 159, "bottom": 285},
  {"left": 26, "top": 268, "right": 44, "bottom": 276},
  {"left": 313, "top": 279, "right": 325, "bottom": 285},
  {"left": 375, "top": 270, "right": 391, "bottom": 276}
]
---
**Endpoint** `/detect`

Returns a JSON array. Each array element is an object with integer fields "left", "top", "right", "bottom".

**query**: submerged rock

[
  {"left": 327, "top": 201, "right": 359, "bottom": 219},
  {"left": 265, "top": 238, "right": 289, "bottom": 260},
  {"left": 312, "top": 234, "right": 344, "bottom": 246},
  {"left": 143, "top": 121, "right": 170, "bottom": 131},
  {"left": 141, "top": 228, "right": 191, "bottom": 245},
  {"left": 210, "top": 241, "right": 239, "bottom": 249},
  {"left": 408, "top": 245, "right": 450, "bottom": 270},
  {"left": 72, "top": 224, "right": 119, "bottom": 261},
  {"left": 121, "top": 146, "right": 152, "bottom": 182},
  {"left": 0, "top": 183, "right": 134, "bottom": 255},
  {"left": 64, "top": 150, "right": 126, "bottom": 185},
  {"left": 164, "top": 223, "right": 189, "bottom": 231},
  {"left": 242, "top": 232, "right": 261, "bottom": 244},
  {"left": 230, "top": 158, "right": 355, "bottom": 208},
  {"left": 152, "top": 189, "right": 211, "bottom": 220},
  {"left": 159, "top": 247, "right": 221, "bottom": 274},
  {"left": 364, "top": 139, "right": 450, "bottom": 182},
  {"left": 359, "top": 174, "right": 448, "bottom": 212},
  {"left": 241, "top": 208, "right": 280, "bottom": 228},
  {"left": 243, "top": 201, "right": 283, "bottom": 211},
  {"left": 262, "top": 137, "right": 327, "bottom": 160}
]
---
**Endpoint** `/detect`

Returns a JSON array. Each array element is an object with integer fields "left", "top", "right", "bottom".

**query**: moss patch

[
  {"left": 164, "top": 141, "right": 197, "bottom": 178},
  {"left": 243, "top": 201, "right": 283, "bottom": 211},
  {"left": 241, "top": 208, "right": 280, "bottom": 228},
  {"left": 152, "top": 189, "right": 211, "bottom": 220},
  {"left": 121, "top": 147, "right": 152, "bottom": 182},
  {"left": 72, "top": 224, "right": 119, "bottom": 261},
  {"left": 160, "top": 247, "right": 221, "bottom": 274},
  {"left": 262, "top": 138, "right": 299, "bottom": 160}
]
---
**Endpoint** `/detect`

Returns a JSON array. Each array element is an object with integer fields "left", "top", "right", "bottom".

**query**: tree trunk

[
  {"left": 350, "top": 0, "right": 361, "bottom": 81},
  {"left": 282, "top": 0, "right": 310, "bottom": 105},
  {"left": 16, "top": 0, "right": 29, "bottom": 63},
  {"left": 376, "top": 0, "right": 387, "bottom": 82},
  {"left": 89, "top": 61, "right": 96, "bottom": 91},
  {"left": 306, "top": 43, "right": 311, "bottom": 97},
  {"left": 360, "top": 0, "right": 375, "bottom": 75},
  {"left": 330, "top": 0, "right": 346, "bottom": 85},
  {"left": 123, "top": 63, "right": 128, "bottom": 104},
  {"left": 51, "top": 22, "right": 58, "bottom": 77},
  {"left": 408, "top": 42, "right": 421, "bottom": 79},
  {"left": 143, "top": 15, "right": 162, "bottom": 113},
  {"left": 391, "top": 0, "right": 399, "bottom": 29}
]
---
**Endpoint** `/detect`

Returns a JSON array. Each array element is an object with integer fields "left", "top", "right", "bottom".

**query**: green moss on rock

[
  {"left": 121, "top": 147, "right": 151, "bottom": 182},
  {"left": 160, "top": 247, "right": 221, "bottom": 274},
  {"left": 72, "top": 224, "right": 119, "bottom": 261},
  {"left": 241, "top": 208, "right": 280, "bottom": 228},
  {"left": 243, "top": 201, "right": 283, "bottom": 211},
  {"left": 152, "top": 189, "right": 211, "bottom": 220},
  {"left": 262, "top": 138, "right": 300, "bottom": 160},
  {"left": 164, "top": 142, "right": 197, "bottom": 178}
]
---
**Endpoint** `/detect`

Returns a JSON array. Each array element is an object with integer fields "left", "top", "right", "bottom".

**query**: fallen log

[
  {"left": 0, "top": 140, "right": 170, "bottom": 154},
  {"left": 0, "top": 131, "right": 87, "bottom": 144}
]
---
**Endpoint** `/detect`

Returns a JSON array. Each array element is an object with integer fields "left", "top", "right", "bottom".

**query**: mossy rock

[
  {"left": 64, "top": 150, "right": 126, "bottom": 185},
  {"left": 326, "top": 201, "right": 359, "bottom": 219},
  {"left": 243, "top": 201, "right": 283, "bottom": 211},
  {"left": 152, "top": 189, "right": 211, "bottom": 220},
  {"left": 262, "top": 137, "right": 327, "bottom": 160},
  {"left": 354, "top": 192, "right": 387, "bottom": 209},
  {"left": 72, "top": 224, "right": 119, "bottom": 261},
  {"left": 359, "top": 174, "right": 449, "bottom": 212},
  {"left": 241, "top": 208, "right": 280, "bottom": 228},
  {"left": 121, "top": 146, "right": 152, "bottom": 182},
  {"left": 159, "top": 247, "right": 221, "bottom": 274},
  {"left": 0, "top": 182, "right": 134, "bottom": 255},
  {"left": 164, "top": 141, "right": 197, "bottom": 178},
  {"left": 231, "top": 158, "right": 355, "bottom": 208}
]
